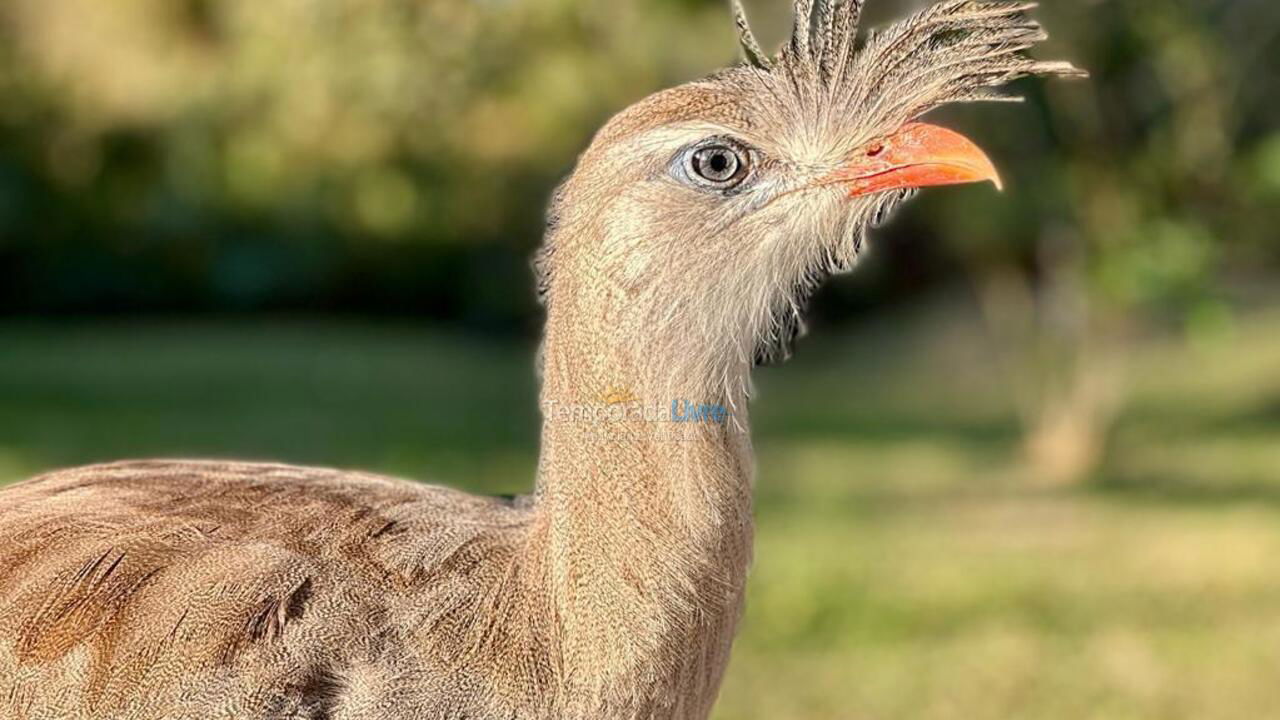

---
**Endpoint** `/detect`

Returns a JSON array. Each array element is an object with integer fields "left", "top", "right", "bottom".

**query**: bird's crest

[{"left": 731, "top": 0, "right": 1085, "bottom": 138}]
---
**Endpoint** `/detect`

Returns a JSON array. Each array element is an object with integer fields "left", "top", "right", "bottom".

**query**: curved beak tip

[{"left": 838, "top": 122, "right": 1006, "bottom": 198}]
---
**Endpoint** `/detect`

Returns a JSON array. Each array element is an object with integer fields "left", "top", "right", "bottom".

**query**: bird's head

[{"left": 537, "top": 0, "right": 1083, "bottom": 390}]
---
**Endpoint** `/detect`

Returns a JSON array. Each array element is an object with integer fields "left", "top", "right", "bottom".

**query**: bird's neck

[{"left": 526, "top": 277, "right": 755, "bottom": 710}]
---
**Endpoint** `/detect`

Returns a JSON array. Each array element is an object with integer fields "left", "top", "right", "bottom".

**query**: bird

[{"left": 0, "top": 1, "right": 1083, "bottom": 718}]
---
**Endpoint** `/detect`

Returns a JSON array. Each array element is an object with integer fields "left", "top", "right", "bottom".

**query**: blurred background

[{"left": 2, "top": 0, "right": 1279, "bottom": 717}]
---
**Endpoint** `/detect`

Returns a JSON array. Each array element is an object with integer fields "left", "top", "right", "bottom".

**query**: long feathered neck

[
  {"left": 526, "top": 210, "right": 755, "bottom": 715},
  {"left": 514, "top": 3, "right": 1084, "bottom": 710}
]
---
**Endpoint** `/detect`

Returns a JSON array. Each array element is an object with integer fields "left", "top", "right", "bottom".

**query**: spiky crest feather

[{"left": 736, "top": 0, "right": 1084, "bottom": 121}]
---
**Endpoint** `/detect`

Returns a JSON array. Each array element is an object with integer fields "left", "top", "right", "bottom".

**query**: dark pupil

[{"left": 697, "top": 147, "right": 739, "bottom": 182}]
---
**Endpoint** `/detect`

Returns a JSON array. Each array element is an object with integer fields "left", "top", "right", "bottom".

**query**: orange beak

[{"left": 833, "top": 122, "right": 1002, "bottom": 198}]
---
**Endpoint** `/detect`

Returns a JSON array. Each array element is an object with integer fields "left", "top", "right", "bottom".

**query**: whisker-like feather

[
  {"left": 813, "top": 0, "right": 837, "bottom": 74},
  {"left": 791, "top": 0, "right": 816, "bottom": 61},
  {"left": 730, "top": 0, "right": 773, "bottom": 69},
  {"left": 829, "top": 0, "right": 866, "bottom": 79}
]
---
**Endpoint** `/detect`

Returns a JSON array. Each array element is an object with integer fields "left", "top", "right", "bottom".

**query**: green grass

[
  {"left": 2, "top": 303, "right": 1279, "bottom": 719},
  {"left": 0, "top": 320, "right": 542, "bottom": 495}
]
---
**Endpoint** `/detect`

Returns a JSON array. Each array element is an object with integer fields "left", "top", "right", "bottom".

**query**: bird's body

[
  {"left": 2, "top": 424, "right": 751, "bottom": 719},
  {"left": 1, "top": 461, "right": 540, "bottom": 719},
  {"left": 0, "top": 1, "right": 1081, "bottom": 717}
]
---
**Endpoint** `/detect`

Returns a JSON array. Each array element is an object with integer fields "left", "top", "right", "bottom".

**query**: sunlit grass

[
  {"left": 1, "top": 303, "right": 1278, "bottom": 719},
  {"left": 720, "top": 490, "right": 1280, "bottom": 719},
  {"left": 0, "top": 320, "right": 541, "bottom": 493}
]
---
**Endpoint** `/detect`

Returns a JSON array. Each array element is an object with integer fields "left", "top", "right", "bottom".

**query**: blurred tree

[
  {"left": 0, "top": 0, "right": 738, "bottom": 322},
  {"left": 925, "top": 0, "right": 1280, "bottom": 483}
]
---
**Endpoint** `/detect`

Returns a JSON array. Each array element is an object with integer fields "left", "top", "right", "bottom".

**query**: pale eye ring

[{"left": 686, "top": 141, "right": 750, "bottom": 189}]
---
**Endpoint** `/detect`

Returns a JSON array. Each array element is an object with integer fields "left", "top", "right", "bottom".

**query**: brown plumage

[{"left": 0, "top": 2, "right": 1082, "bottom": 718}]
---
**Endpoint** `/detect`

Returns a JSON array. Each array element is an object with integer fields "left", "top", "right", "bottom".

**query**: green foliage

[
  {"left": 1, "top": 0, "right": 1275, "bottom": 321},
  {"left": 0, "top": 0, "right": 736, "bottom": 316}
]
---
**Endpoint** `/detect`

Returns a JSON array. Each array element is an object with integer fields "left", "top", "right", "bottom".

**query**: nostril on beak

[{"left": 866, "top": 144, "right": 885, "bottom": 158}]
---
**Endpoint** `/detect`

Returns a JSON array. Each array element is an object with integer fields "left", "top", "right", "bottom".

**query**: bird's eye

[{"left": 685, "top": 141, "right": 750, "bottom": 190}]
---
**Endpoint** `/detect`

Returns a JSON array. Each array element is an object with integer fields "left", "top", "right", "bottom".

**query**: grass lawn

[{"left": 2, "top": 301, "right": 1279, "bottom": 719}]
